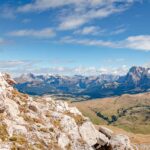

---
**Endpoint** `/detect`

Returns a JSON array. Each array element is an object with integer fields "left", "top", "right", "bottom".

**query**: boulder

[
  {"left": 60, "top": 115, "right": 80, "bottom": 140},
  {"left": 57, "top": 133, "right": 70, "bottom": 150},
  {"left": 79, "top": 121, "right": 109, "bottom": 147},
  {"left": 110, "top": 134, "right": 134, "bottom": 150},
  {"left": 99, "top": 126, "right": 113, "bottom": 139}
]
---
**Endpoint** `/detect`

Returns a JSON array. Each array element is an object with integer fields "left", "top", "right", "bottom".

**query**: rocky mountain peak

[
  {"left": 0, "top": 73, "right": 15, "bottom": 94},
  {"left": 118, "top": 66, "right": 150, "bottom": 87},
  {"left": 128, "top": 66, "right": 145, "bottom": 77},
  {"left": 0, "top": 73, "right": 134, "bottom": 150}
]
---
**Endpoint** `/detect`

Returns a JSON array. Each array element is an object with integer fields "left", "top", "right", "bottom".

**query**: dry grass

[
  {"left": 64, "top": 111, "right": 86, "bottom": 126},
  {"left": 22, "top": 114, "right": 44, "bottom": 124},
  {"left": 9, "top": 134, "right": 27, "bottom": 145},
  {"left": 0, "top": 124, "right": 9, "bottom": 141},
  {"left": 38, "top": 127, "right": 49, "bottom": 133},
  {"left": 71, "top": 92, "right": 150, "bottom": 144},
  {"left": 52, "top": 119, "right": 61, "bottom": 128},
  {"left": 12, "top": 89, "right": 28, "bottom": 100},
  {"left": 95, "top": 125, "right": 150, "bottom": 145}
]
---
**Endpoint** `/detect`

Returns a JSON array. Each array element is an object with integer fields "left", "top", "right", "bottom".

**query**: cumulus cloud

[
  {"left": 121, "top": 35, "right": 150, "bottom": 51},
  {"left": 8, "top": 28, "right": 55, "bottom": 38},
  {"left": 61, "top": 35, "right": 150, "bottom": 51}
]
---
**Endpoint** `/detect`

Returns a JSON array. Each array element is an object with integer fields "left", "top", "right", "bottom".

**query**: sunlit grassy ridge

[{"left": 71, "top": 92, "right": 150, "bottom": 134}]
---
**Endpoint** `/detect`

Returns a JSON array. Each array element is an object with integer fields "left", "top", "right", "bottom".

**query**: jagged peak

[
  {"left": 0, "top": 73, "right": 15, "bottom": 94},
  {"left": 128, "top": 66, "right": 145, "bottom": 74},
  {"left": 0, "top": 72, "right": 15, "bottom": 85}
]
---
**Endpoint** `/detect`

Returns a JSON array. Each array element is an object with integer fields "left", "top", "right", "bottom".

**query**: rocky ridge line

[{"left": 0, "top": 73, "right": 134, "bottom": 150}]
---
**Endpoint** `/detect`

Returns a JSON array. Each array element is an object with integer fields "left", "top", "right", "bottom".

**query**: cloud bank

[
  {"left": 61, "top": 35, "right": 150, "bottom": 51},
  {"left": 0, "top": 60, "right": 129, "bottom": 76}
]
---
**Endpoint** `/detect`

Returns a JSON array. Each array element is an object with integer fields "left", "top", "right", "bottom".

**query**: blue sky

[{"left": 0, "top": 0, "right": 150, "bottom": 76}]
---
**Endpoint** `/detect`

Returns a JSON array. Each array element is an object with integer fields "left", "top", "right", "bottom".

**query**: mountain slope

[
  {"left": 14, "top": 74, "right": 118, "bottom": 98},
  {"left": 15, "top": 66, "right": 150, "bottom": 99},
  {"left": 71, "top": 92, "right": 150, "bottom": 135},
  {"left": 117, "top": 66, "right": 150, "bottom": 92},
  {"left": 0, "top": 73, "right": 134, "bottom": 150}
]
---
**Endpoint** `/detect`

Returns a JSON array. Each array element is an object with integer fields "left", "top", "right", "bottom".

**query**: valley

[
  {"left": 71, "top": 92, "right": 150, "bottom": 134},
  {"left": 70, "top": 92, "right": 150, "bottom": 148},
  {"left": 14, "top": 66, "right": 150, "bottom": 148}
]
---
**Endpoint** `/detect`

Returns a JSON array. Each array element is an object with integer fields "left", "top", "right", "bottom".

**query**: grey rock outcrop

[
  {"left": 99, "top": 126, "right": 114, "bottom": 139},
  {"left": 110, "top": 134, "right": 134, "bottom": 150}
]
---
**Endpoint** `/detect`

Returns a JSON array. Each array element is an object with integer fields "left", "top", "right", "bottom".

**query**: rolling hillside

[{"left": 71, "top": 92, "right": 150, "bottom": 135}]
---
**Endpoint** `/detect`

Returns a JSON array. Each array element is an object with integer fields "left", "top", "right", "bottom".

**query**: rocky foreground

[{"left": 0, "top": 73, "right": 134, "bottom": 150}]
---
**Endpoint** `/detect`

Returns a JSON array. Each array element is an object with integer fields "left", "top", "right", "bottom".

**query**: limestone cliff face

[{"left": 0, "top": 73, "right": 134, "bottom": 150}]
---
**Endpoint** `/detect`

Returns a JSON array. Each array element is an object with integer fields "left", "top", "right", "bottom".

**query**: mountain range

[{"left": 14, "top": 66, "right": 150, "bottom": 99}]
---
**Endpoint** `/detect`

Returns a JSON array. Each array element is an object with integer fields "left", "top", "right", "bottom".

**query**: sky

[{"left": 0, "top": 0, "right": 150, "bottom": 76}]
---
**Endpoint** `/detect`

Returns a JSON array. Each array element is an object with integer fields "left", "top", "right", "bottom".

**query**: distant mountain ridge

[{"left": 14, "top": 66, "right": 150, "bottom": 99}]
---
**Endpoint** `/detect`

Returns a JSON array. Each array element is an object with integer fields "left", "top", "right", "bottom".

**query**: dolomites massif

[{"left": 0, "top": 73, "right": 134, "bottom": 150}]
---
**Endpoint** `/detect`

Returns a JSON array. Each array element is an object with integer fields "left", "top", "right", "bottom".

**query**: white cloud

[
  {"left": 0, "top": 59, "right": 128, "bottom": 76},
  {"left": 61, "top": 35, "right": 150, "bottom": 51},
  {"left": 0, "top": 60, "right": 36, "bottom": 69},
  {"left": 121, "top": 35, "right": 150, "bottom": 51},
  {"left": 73, "top": 25, "right": 126, "bottom": 36},
  {"left": 17, "top": 0, "right": 81, "bottom": 12},
  {"left": 143, "top": 62, "right": 150, "bottom": 68},
  {"left": 14, "top": 66, "right": 128, "bottom": 76},
  {"left": 8, "top": 28, "right": 55, "bottom": 38},
  {"left": 59, "top": 3, "right": 129, "bottom": 30},
  {"left": 17, "top": 0, "right": 137, "bottom": 13},
  {"left": 61, "top": 36, "right": 115, "bottom": 47},
  {"left": 74, "top": 26, "right": 104, "bottom": 35},
  {"left": 18, "top": 0, "right": 140, "bottom": 30},
  {"left": 59, "top": 18, "right": 86, "bottom": 30},
  {"left": 0, "top": 60, "right": 40, "bottom": 77}
]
